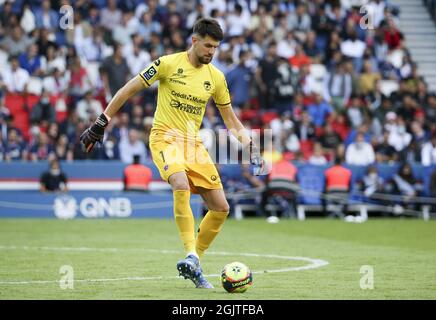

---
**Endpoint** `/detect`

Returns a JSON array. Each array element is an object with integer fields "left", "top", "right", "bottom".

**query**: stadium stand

[{"left": 0, "top": 0, "right": 435, "bottom": 219}]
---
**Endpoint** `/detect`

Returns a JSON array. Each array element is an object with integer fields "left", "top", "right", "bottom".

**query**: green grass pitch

[{"left": 0, "top": 218, "right": 435, "bottom": 299}]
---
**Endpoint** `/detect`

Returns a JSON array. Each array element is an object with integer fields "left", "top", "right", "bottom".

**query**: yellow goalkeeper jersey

[{"left": 138, "top": 51, "right": 231, "bottom": 141}]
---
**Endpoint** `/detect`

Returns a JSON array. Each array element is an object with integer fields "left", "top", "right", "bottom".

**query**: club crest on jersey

[
  {"left": 204, "top": 81, "right": 211, "bottom": 91},
  {"left": 142, "top": 66, "right": 157, "bottom": 81}
]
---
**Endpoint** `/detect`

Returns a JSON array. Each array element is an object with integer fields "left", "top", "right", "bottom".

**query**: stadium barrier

[
  {"left": 0, "top": 161, "right": 434, "bottom": 219},
  {"left": 0, "top": 191, "right": 202, "bottom": 219}
]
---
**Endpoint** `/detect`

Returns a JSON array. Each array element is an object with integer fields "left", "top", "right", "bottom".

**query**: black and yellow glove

[{"left": 79, "top": 113, "right": 109, "bottom": 153}]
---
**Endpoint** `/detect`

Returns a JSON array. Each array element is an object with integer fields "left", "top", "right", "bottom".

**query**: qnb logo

[{"left": 53, "top": 196, "right": 132, "bottom": 219}]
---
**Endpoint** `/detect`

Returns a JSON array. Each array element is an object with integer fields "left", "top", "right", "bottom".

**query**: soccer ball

[{"left": 221, "top": 261, "right": 253, "bottom": 293}]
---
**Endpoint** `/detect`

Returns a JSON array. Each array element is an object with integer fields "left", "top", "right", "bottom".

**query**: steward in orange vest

[
  {"left": 260, "top": 159, "right": 299, "bottom": 219},
  {"left": 323, "top": 157, "right": 352, "bottom": 216},
  {"left": 123, "top": 155, "right": 152, "bottom": 191}
]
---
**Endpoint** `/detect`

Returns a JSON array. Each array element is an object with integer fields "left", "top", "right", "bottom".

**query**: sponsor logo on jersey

[
  {"left": 170, "top": 99, "right": 202, "bottom": 115},
  {"left": 169, "top": 78, "right": 186, "bottom": 85},
  {"left": 171, "top": 90, "right": 207, "bottom": 105},
  {"left": 154, "top": 59, "right": 161, "bottom": 66}
]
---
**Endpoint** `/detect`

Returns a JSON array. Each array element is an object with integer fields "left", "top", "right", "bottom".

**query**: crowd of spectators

[{"left": 0, "top": 0, "right": 435, "bottom": 172}]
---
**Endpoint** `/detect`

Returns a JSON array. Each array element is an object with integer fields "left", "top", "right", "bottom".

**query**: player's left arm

[
  {"left": 218, "top": 104, "right": 251, "bottom": 148},
  {"left": 218, "top": 105, "right": 264, "bottom": 175}
]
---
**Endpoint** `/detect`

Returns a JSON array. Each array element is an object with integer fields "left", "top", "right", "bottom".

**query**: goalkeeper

[{"left": 80, "top": 18, "right": 264, "bottom": 289}]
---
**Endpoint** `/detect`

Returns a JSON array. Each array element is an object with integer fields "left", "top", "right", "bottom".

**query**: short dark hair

[{"left": 193, "top": 18, "right": 223, "bottom": 41}]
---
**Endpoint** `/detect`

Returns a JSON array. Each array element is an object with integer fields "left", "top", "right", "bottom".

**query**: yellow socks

[
  {"left": 196, "top": 210, "right": 229, "bottom": 258},
  {"left": 173, "top": 190, "right": 196, "bottom": 254}
]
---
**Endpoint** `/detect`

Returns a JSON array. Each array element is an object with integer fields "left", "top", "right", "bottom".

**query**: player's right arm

[
  {"left": 79, "top": 76, "right": 144, "bottom": 153},
  {"left": 80, "top": 57, "right": 166, "bottom": 153}
]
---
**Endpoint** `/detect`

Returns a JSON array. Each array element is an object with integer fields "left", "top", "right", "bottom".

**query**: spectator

[
  {"left": 277, "top": 30, "right": 297, "bottom": 59},
  {"left": 113, "top": 11, "right": 139, "bottom": 46},
  {"left": 66, "top": 55, "right": 93, "bottom": 102},
  {"left": 76, "top": 91, "right": 103, "bottom": 122},
  {"left": 101, "top": 43, "right": 130, "bottom": 97},
  {"left": 36, "top": 28, "right": 57, "bottom": 58},
  {"left": 54, "top": 134, "right": 73, "bottom": 161},
  {"left": 358, "top": 60, "right": 381, "bottom": 96},
  {"left": 303, "top": 31, "right": 321, "bottom": 61},
  {"left": 138, "top": 11, "right": 162, "bottom": 43},
  {"left": 345, "top": 132, "right": 375, "bottom": 166},
  {"left": 126, "top": 42, "right": 151, "bottom": 77},
  {"left": 78, "top": 27, "right": 109, "bottom": 63},
  {"left": 39, "top": 159, "right": 68, "bottom": 193},
  {"left": 319, "top": 121, "right": 342, "bottom": 157},
  {"left": 361, "top": 165, "right": 385, "bottom": 199},
  {"left": 123, "top": 154, "right": 153, "bottom": 191},
  {"left": 284, "top": 126, "right": 300, "bottom": 155},
  {"left": 201, "top": 0, "right": 226, "bottom": 17},
  {"left": 18, "top": 43, "right": 43, "bottom": 76},
  {"left": 43, "top": 45, "right": 67, "bottom": 75},
  {"left": 340, "top": 30, "right": 366, "bottom": 72},
  {"left": 299, "top": 63, "right": 317, "bottom": 96},
  {"left": 119, "top": 128, "right": 147, "bottom": 164},
  {"left": 100, "top": 0, "right": 122, "bottom": 32},
  {"left": 43, "top": 68, "right": 69, "bottom": 95},
  {"left": 295, "top": 111, "right": 316, "bottom": 142},
  {"left": 226, "top": 3, "right": 250, "bottom": 37},
  {"left": 388, "top": 117, "right": 412, "bottom": 154},
  {"left": 255, "top": 42, "right": 280, "bottom": 110},
  {"left": 0, "top": 25, "right": 33, "bottom": 56},
  {"left": 288, "top": 44, "right": 311, "bottom": 70},
  {"left": 346, "top": 95, "right": 367, "bottom": 128},
  {"left": 389, "top": 162, "right": 423, "bottom": 212},
  {"left": 421, "top": 133, "right": 436, "bottom": 166},
  {"left": 4, "top": 128, "right": 27, "bottom": 161},
  {"left": 307, "top": 93, "right": 333, "bottom": 128},
  {"left": 2, "top": 55, "right": 30, "bottom": 93},
  {"left": 29, "top": 131, "right": 55, "bottom": 161},
  {"left": 375, "top": 131, "right": 398, "bottom": 163},
  {"left": 308, "top": 142, "right": 328, "bottom": 165},
  {"left": 323, "top": 61, "right": 352, "bottom": 111},
  {"left": 287, "top": 2, "right": 311, "bottom": 42},
  {"left": 33, "top": 0, "right": 59, "bottom": 31},
  {"left": 30, "top": 90, "right": 56, "bottom": 125},
  {"left": 274, "top": 57, "right": 298, "bottom": 113},
  {"left": 383, "top": 17, "right": 403, "bottom": 51},
  {"left": 226, "top": 50, "right": 252, "bottom": 109}
]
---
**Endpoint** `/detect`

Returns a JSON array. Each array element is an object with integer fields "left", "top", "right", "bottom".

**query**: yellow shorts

[{"left": 149, "top": 131, "right": 223, "bottom": 194}]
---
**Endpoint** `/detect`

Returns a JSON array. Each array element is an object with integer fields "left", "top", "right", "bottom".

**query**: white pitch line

[{"left": 0, "top": 245, "right": 329, "bottom": 285}]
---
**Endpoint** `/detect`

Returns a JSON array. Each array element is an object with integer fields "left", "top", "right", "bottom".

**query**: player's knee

[
  {"left": 214, "top": 203, "right": 230, "bottom": 213},
  {"left": 172, "top": 182, "right": 190, "bottom": 191},
  {"left": 171, "top": 179, "right": 190, "bottom": 190},
  {"left": 169, "top": 173, "right": 190, "bottom": 191}
]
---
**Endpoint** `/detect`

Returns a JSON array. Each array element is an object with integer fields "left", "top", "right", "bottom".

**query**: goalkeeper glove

[{"left": 80, "top": 113, "right": 109, "bottom": 153}]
